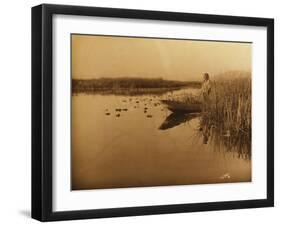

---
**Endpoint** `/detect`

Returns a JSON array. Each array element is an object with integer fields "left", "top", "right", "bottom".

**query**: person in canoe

[
  {"left": 161, "top": 73, "right": 211, "bottom": 113},
  {"left": 201, "top": 72, "right": 212, "bottom": 108}
]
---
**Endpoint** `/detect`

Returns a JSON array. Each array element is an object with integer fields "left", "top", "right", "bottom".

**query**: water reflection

[
  {"left": 198, "top": 113, "right": 251, "bottom": 160},
  {"left": 156, "top": 112, "right": 251, "bottom": 160},
  {"left": 72, "top": 88, "right": 251, "bottom": 190},
  {"left": 159, "top": 112, "right": 199, "bottom": 130},
  {"left": 158, "top": 111, "right": 250, "bottom": 161}
]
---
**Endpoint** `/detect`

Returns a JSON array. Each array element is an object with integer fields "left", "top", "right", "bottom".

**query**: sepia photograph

[{"left": 71, "top": 34, "right": 252, "bottom": 190}]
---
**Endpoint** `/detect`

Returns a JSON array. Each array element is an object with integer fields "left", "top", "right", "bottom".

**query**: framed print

[{"left": 32, "top": 4, "right": 274, "bottom": 221}]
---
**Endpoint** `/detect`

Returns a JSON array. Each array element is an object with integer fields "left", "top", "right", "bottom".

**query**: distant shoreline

[{"left": 72, "top": 77, "right": 201, "bottom": 95}]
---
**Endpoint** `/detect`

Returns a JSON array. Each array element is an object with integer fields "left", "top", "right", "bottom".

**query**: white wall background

[{"left": 0, "top": 0, "right": 279, "bottom": 225}]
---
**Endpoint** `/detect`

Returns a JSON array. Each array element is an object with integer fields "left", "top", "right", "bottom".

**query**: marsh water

[{"left": 72, "top": 88, "right": 251, "bottom": 190}]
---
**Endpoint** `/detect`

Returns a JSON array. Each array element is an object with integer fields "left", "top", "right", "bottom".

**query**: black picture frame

[{"left": 32, "top": 3, "right": 274, "bottom": 222}]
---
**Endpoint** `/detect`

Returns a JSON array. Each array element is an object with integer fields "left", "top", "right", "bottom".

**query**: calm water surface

[{"left": 72, "top": 88, "right": 251, "bottom": 190}]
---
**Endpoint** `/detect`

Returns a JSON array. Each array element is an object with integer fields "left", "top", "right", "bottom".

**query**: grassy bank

[{"left": 72, "top": 77, "right": 201, "bottom": 95}]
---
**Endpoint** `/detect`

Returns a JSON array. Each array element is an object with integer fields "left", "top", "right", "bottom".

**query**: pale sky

[{"left": 72, "top": 34, "right": 252, "bottom": 81}]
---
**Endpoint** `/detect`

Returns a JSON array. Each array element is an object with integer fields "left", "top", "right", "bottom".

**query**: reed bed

[
  {"left": 170, "top": 71, "right": 252, "bottom": 159},
  {"left": 200, "top": 72, "right": 252, "bottom": 159},
  {"left": 208, "top": 76, "right": 251, "bottom": 134}
]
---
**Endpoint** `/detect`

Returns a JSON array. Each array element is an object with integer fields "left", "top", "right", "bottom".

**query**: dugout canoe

[{"left": 161, "top": 100, "right": 201, "bottom": 113}]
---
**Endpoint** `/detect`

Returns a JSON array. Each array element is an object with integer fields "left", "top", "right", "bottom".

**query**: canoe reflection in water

[
  {"left": 158, "top": 112, "right": 210, "bottom": 146},
  {"left": 159, "top": 111, "right": 251, "bottom": 160},
  {"left": 159, "top": 112, "right": 199, "bottom": 130}
]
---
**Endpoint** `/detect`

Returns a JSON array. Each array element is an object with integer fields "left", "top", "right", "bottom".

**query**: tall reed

[{"left": 200, "top": 71, "right": 252, "bottom": 159}]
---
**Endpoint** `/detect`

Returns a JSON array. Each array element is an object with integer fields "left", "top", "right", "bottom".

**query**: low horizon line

[{"left": 72, "top": 70, "right": 251, "bottom": 82}]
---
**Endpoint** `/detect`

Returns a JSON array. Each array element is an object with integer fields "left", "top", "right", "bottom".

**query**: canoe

[{"left": 161, "top": 100, "right": 201, "bottom": 113}]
